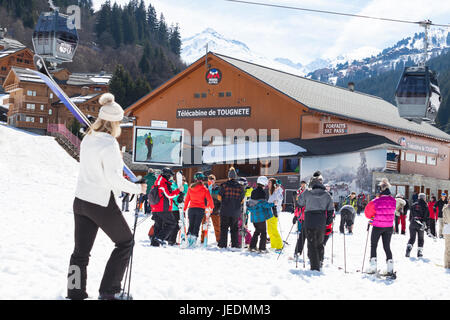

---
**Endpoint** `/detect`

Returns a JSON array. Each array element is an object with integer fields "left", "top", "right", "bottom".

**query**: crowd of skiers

[
  {"left": 138, "top": 166, "right": 286, "bottom": 253},
  {"left": 131, "top": 166, "right": 450, "bottom": 275}
]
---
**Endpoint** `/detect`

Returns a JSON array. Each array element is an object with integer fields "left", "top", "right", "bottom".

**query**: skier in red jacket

[
  {"left": 149, "top": 168, "right": 182, "bottom": 246},
  {"left": 183, "top": 172, "right": 214, "bottom": 247}
]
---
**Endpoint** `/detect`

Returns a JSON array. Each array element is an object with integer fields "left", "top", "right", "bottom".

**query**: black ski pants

[
  {"left": 218, "top": 215, "right": 239, "bottom": 248},
  {"left": 152, "top": 211, "right": 178, "bottom": 242},
  {"left": 167, "top": 211, "right": 180, "bottom": 244},
  {"left": 408, "top": 225, "right": 424, "bottom": 248},
  {"left": 428, "top": 219, "right": 436, "bottom": 237},
  {"left": 339, "top": 212, "right": 354, "bottom": 233},
  {"left": 294, "top": 224, "right": 305, "bottom": 256},
  {"left": 188, "top": 208, "right": 205, "bottom": 237},
  {"left": 250, "top": 221, "right": 267, "bottom": 250},
  {"left": 68, "top": 194, "right": 133, "bottom": 299},
  {"left": 370, "top": 226, "right": 393, "bottom": 260},
  {"left": 305, "top": 227, "right": 325, "bottom": 271}
]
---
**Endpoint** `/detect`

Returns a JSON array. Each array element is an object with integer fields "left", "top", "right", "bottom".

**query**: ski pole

[
  {"left": 331, "top": 220, "right": 334, "bottom": 265},
  {"left": 343, "top": 227, "right": 347, "bottom": 273},
  {"left": 121, "top": 194, "right": 141, "bottom": 300},
  {"left": 295, "top": 229, "right": 299, "bottom": 268},
  {"left": 277, "top": 221, "right": 295, "bottom": 260},
  {"left": 303, "top": 237, "right": 306, "bottom": 269},
  {"left": 361, "top": 223, "right": 371, "bottom": 273}
]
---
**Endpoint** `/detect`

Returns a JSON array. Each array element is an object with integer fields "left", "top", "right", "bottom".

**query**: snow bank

[{"left": 0, "top": 124, "right": 449, "bottom": 300}]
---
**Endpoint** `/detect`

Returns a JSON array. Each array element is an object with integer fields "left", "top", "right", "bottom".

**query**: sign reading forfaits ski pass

[
  {"left": 323, "top": 123, "right": 348, "bottom": 134},
  {"left": 206, "top": 68, "right": 222, "bottom": 85}
]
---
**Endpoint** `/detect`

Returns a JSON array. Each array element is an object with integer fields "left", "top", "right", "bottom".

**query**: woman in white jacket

[
  {"left": 67, "top": 93, "right": 146, "bottom": 300},
  {"left": 267, "top": 178, "right": 284, "bottom": 251}
]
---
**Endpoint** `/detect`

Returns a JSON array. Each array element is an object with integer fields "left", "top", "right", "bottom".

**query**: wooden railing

[
  {"left": 386, "top": 160, "right": 399, "bottom": 172},
  {"left": 47, "top": 123, "right": 81, "bottom": 151}
]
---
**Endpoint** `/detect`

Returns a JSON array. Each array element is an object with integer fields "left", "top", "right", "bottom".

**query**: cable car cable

[{"left": 223, "top": 0, "right": 450, "bottom": 27}]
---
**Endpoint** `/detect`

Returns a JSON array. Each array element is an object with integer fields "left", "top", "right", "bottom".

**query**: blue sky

[{"left": 92, "top": 0, "right": 450, "bottom": 64}]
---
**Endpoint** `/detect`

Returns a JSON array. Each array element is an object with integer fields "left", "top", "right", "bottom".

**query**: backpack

[{"left": 148, "top": 185, "right": 160, "bottom": 206}]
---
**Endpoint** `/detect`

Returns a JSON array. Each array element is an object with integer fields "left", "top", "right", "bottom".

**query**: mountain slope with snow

[
  {"left": 1, "top": 124, "right": 449, "bottom": 300},
  {"left": 308, "top": 28, "right": 450, "bottom": 84},
  {"left": 181, "top": 28, "right": 306, "bottom": 76}
]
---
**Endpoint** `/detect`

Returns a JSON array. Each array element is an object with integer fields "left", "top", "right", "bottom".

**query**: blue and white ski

[
  {"left": 176, "top": 171, "right": 188, "bottom": 247},
  {"left": 30, "top": 55, "right": 138, "bottom": 182}
]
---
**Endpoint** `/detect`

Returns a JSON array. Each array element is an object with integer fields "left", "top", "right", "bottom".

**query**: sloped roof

[
  {"left": 0, "top": 37, "right": 25, "bottom": 50},
  {"left": 214, "top": 53, "right": 450, "bottom": 142},
  {"left": 66, "top": 72, "right": 112, "bottom": 86},
  {"left": 287, "top": 133, "right": 401, "bottom": 157},
  {"left": 0, "top": 38, "right": 27, "bottom": 59},
  {"left": 10, "top": 67, "right": 45, "bottom": 83}
]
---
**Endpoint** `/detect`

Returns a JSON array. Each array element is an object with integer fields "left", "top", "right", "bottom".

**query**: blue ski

[{"left": 29, "top": 55, "right": 138, "bottom": 182}]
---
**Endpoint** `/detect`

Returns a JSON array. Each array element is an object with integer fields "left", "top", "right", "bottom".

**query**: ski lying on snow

[{"left": 28, "top": 55, "right": 138, "bottom": 182}]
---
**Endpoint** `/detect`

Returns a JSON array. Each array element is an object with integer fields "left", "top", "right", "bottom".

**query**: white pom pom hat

[{"left": 98, "top": 93, "right": 124, "bottom": 122}]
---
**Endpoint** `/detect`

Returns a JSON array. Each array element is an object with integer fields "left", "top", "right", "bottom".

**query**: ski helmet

[
  {"left": 161, "top": 167, "right": 174, "bottom": 179},
  {"left": 194, "top": 171, "right": 207, "bottom": 181},
  {"left": 238, "top": 177, "right": 248, "bottom": 186},
  {"left": 257, "top": 176, "right": 268, "bottom": 186}
]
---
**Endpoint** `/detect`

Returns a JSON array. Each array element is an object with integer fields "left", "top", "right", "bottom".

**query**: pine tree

[
  {"left": 169, "top": 23, "right": 181, "bottom": 56},
  {"left": 157, "top": 13, "right": 169, "bottom": 47},
  {"left": 95, "top": 0, "right": 112, "bottom": 38},
  {"left": 110, "top": 3, "right": 123, "bottom": 47}
]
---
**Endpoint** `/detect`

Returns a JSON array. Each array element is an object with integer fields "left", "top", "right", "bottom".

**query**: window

[
  {"left": 219, "top": 92, "right": 225, "bottom": 97},
  {"left": 48, "top": 109, "right": 52, "bottom": 115},
  {"left": 194, "top": 93, "right": 200, "bottom": 98},
  {"left": 40, "top": 105, "right": 44, "bottom": 111},
  {"left": 427, "top": 156, "right": 437, "bottom": 165},
  {"left": 405, "top": 153, "right": 416, "bottom": 162},
  {"left": 226, "top": 92, "right": 232, "bottom": 97},
  {"left": 416, "top": 154, "right": 426, "bottom": 164},
  {"left": 40, "top": 118, "right": 43, "bottom": 124},
  {"left": 1, "top": 66, "right": 6, "bottom": 71},
  {"left": 201, "top": 93, "right": 207, "bottom": 98},
  {"left": 26, "top": 104, "right": 35, "bottom": 110},
  {"left": 401, "top": 152, "right": 405, "bottom": 161},
  {"left": 49, "top": 93, "right": 54, "bottom": 99},
  {"left": 26, "top": 116, "right": 34, "bottom": 122}
]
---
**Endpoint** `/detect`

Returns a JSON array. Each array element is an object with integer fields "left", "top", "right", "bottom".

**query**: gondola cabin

[
  {"left": 394, "top": 66, "right": 441, "bottom": 124},
  {"left": 32, "top": 11, "right": 79, "bottom": 65}
]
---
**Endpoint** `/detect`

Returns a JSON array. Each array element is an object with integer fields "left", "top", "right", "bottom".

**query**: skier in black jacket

[
  {"left": 434, "top": 193, "right": 448, "bottom": 238},
  {"left": 406, "top": 193, "right": 428, "bottom": 258},
  {"left": 297, "top": 171, "right": 334, "bottom": 271}
]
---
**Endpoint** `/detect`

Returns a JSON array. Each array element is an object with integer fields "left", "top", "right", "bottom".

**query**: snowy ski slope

[{"left": 0, "top": 124, "right": 448, "bottom": 300}]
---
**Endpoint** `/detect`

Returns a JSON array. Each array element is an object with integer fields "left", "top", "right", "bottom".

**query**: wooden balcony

[
  {"left": 24, "top": 95, "right": 49, "bottom": 104},
  {"left": 386, "top": 160, "right": 399, "bottom": 172},
  {"left": 4, "top": 83, "right": 20, "bottom": 92}
]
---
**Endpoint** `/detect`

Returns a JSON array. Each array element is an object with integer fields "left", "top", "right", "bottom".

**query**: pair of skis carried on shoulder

[{"left": 29, "top": 55, "right": 138, "bottom": 182}]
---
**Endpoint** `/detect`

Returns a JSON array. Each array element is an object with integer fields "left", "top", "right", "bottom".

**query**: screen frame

[{"left": 132, "top": 126, "right": 184, "bottom": 167}]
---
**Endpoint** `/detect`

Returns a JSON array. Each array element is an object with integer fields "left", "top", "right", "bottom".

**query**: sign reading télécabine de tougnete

[{"left": 176, "top": 107, "right": 251, "bottom": 118}]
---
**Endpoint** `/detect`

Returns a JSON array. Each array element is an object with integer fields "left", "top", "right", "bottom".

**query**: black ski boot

[
  {"left": 405, "top": 244, "right": 412, "bottom": 257},
  {"left": 417, "top": 247, "right": 423, "bottom": 258},
  {"left": 99, "top": 292, "right": 133, "bottom": 300}
]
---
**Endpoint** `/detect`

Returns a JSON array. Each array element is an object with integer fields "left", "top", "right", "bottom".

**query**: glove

[
  {"left": 177, "top": 192, "right": 184, "bottom": 204},
  {"left": 292, "top": 216, "right": 298, "bottom": 224}
]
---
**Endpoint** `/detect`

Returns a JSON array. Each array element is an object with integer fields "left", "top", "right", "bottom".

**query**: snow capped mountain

[
  {"left": 181, "top": 27, "right": 450, "bottom": 86},
  {"left": 181, "top": 28, "right": 306, "bottom": 76},
  {"left": 308, "top": 28, "right": 450, "bottom": 85}
]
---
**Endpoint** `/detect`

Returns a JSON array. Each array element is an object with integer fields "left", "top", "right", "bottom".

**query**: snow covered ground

[{"left": 1, "top": 124, "right": 449, "bottom": 300}]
